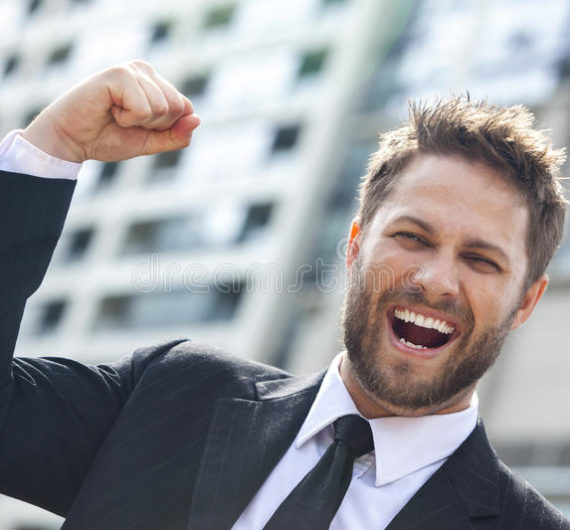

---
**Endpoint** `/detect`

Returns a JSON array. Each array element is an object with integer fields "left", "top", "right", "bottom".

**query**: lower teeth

[{"left": 399, "top": 337, "right": 427, "bottom": 350}]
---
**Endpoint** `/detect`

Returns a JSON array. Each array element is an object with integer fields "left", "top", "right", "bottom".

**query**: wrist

[{"left": 22, "top": 109, "right": 86, "bottom": 163}]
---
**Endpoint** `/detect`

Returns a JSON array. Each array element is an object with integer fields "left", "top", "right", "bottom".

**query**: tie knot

[{"left": 333, "top": 414, "right": 374, "bottom": 457}]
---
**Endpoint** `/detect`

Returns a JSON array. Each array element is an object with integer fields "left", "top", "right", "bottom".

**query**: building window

[
  {"left": 22, "top": 106, "right": 44, "bottom": 128},
  {"left": 559, "top": 55, "right": 570, "bottom": 79},
  {"left": 181, "top": 72, "right": 210, "bottom": 98},
  {"left": 48, "top": 44, "right": 73, "bottom": 67},
  {"left": 494, "top": 442, "right": 535, "bottom": 467},
  {"left": 508, "top": 30, "right": 533, "bottom": 52},
  {"left": 297, "top": 48, "right": 329, "bottom": 79},
  {"left": 561, "top": 444, "right": 570, "bottom": 466},
  {"left": 271, "top": 124, "right": 302, "bottom": 153},
  {"left": 203, "top": 4, "right": 236, "bottom": 30},
  {"left": 36, "top": 300, "right": 67, "bottom": 334},
  {"left": 64, "top": 228, "right": 94, "bottom": 262},
  {"left": 121, "top": 215, "right": 210, "bottom": 255},
  {"left": 14, "top": 525, "right": 59, "bottom": 530},
  {"left": 149, "top": 150, "right": 183, "bottom": 182},
  {"left": 122, "top": 202, "right": 273, "bottom": 256},
  {"left": 150, "top": 20, "right": 172, "bottom": 44},
  {"left": 494, "top": 440, "right": 570, "bottom": 467},
  {"left": 123, "top": 221, "right": 159, "bottom": 255},
  {"left": 96, "top": 161, "right": 120, "bottom": 189},
  {"left": 122, "top": 217, "right": 198, "bottom": 255},
  {"left": 3, "top": 54, "right": 19, "bottom": 78},
  {"left": 95, "top": 284, "right": 244, "bottom": 330},
  {"left": 27, "top": 0, "right": 42, "bottom": 15},
  {"left": 238, "top": 203, "right": 274, "bottom": 243},
  {"left": 96, "top": 296, "right": 128, "bottom": 328}
]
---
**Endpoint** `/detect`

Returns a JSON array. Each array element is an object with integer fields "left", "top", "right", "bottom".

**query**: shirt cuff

[{"left": 0, "top": 130, "right": 81, "bottom": 180}]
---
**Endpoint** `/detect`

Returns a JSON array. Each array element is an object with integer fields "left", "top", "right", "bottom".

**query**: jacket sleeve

[{"left": 0, "top": 170, "right": 150, "bottom": 516}]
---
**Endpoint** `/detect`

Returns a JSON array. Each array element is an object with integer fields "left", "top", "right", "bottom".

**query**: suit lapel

[
  {"left": 386, "top": 420, "right": 500, "bottom": 530},
  {"left": 187, "top": 371, "right": 324, "bottom": 530},
  {"left": 385, "top": 466, "right": 475, "bottom": 530}
]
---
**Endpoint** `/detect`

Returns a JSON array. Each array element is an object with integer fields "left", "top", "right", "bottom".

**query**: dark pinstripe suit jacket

[{"left": 0, "top": 170, "right": 568, "bottom": 529}]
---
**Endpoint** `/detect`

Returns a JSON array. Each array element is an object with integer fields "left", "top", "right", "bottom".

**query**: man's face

[{"left": 342, "top": 154, "right": 546, "bottom": 417}]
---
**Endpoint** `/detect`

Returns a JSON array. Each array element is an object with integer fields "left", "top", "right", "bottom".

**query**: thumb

[{"left": 140, "top": 113, "right": 201, "bottom": 155}]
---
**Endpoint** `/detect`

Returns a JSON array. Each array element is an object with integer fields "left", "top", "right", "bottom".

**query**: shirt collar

[{"left": 296, "top": 353, "right": 479, "bottom": 486}]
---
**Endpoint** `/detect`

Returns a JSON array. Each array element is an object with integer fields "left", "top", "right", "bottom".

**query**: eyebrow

[
  {"left": 391, "top": 215, "right": 511, "bottom": 264},
  {"left": 392, "top": 215, "right": 435, "bottom": 234}
]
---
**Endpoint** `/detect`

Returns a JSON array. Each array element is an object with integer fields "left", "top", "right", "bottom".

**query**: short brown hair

[{"left": 357, "top": 97, "right": 567, "bottom": 286}]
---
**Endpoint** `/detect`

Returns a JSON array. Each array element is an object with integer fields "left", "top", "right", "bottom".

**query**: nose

[{"left": 406, "top": 251, "right": 460, "bottom": 302}]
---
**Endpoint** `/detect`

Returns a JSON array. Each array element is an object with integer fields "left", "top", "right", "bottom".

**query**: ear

[
  {"left": 346, "top": 220, "right": 361, "bottom": 273},
  {"left": 510, "top": 273, "right": 549, "bottom": 330}
]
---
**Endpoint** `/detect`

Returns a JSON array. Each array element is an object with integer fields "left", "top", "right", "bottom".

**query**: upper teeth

[{"left": 394, "top": 308, "right": 455, "bottom": 334}]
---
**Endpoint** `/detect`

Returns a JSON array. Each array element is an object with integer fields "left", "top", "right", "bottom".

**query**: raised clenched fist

[{"left": 22, "top": 60, "right": 201, "bottom": 163}]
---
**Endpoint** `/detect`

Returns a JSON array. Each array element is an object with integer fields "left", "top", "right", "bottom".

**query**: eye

[
  {"left": 464, "top": 254, "right": 500, "bottom": 272},
  {"left": 394, "top": 232, "right": 430, "bottom": 248}
]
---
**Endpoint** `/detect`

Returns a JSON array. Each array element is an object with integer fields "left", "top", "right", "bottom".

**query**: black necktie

[{"left": 264, "top": 414, "right": 374, "bottom": 530}]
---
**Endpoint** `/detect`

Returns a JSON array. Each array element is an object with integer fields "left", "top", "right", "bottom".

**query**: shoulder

[
  {"left": 446, "top": 421, "right": 569, "bottom": 529},
  {"left": 495, "top": 460, "right": 570, "bottom": 529},
  {"left": 128, "top": 338, "right": 292, "bottom": 398}
]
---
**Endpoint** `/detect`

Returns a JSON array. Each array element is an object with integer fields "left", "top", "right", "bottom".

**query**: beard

[{"left": 342, "top": 260, "right": 518, "bottom": 413}]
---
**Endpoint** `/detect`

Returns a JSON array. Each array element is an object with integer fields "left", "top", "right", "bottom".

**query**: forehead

[{"left": 369, "top": 154, "right": 529, "bottom": 260}]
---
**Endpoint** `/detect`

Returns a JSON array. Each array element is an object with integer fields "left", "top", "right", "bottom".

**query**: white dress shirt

[
  {"left": 0, "top": 131, "right": 478, "bottom": 529},
  {"left": 0, "top": 130, "right": 80, "bottom": 180}
]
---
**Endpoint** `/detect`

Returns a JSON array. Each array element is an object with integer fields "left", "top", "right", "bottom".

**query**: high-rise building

[{"left": 0, "top": 0, "right": 568, "bottom": 526}]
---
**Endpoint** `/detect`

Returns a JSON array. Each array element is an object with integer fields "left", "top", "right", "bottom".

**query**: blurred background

[{"left": 1, "top": 0, "right": 569, "bottom": 527}]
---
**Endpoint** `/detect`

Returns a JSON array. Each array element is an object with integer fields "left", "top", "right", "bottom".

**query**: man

[{"left": 0, "top": 61, "right": 568, "bottom": 529}]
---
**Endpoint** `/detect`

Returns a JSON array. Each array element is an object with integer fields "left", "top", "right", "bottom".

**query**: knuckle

[
  {"left": 154, "top": 101, "right": 169, "bottom": 117},
  {"left": 130, "top": 59, "right": 153, "bottom": 73},
  {"left": 169, "top": 98, "right": 185, "bottom": 116},
  {"left": 107, "top": 64, "right": 132, "bottom": 79}
]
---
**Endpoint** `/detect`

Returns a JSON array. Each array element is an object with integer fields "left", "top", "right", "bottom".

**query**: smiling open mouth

[{"left": 391, "top": 308, "right": 456, "bottom": 350}]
